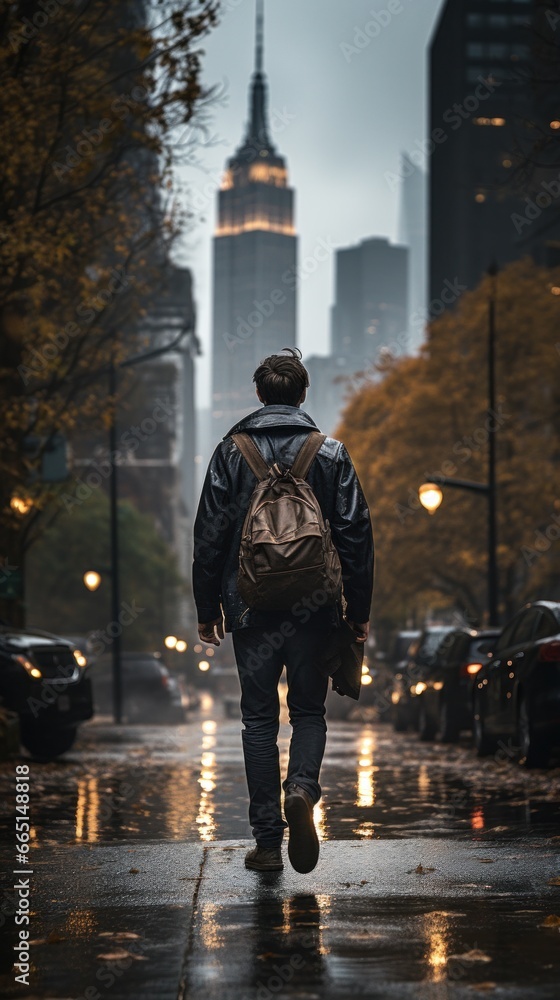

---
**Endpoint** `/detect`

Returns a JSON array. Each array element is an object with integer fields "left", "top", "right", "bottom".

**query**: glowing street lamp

[
  {"left": 418, "top": 482, "right": 444, "bottom": 515},
  {"left": 10, "top": 494, "right": 33, "bottom": 515},
  {"left": 164, "top": 635, "right": 178, "bottom": 650},
  {"left": 83, "top": 570, "right": 102, "bottom": 592},
  {"left": 175, "top": 639, "right": 187, "bottom": 653},
  {"left": 198, "top": 660, "right": 210, "bottom": 672}
]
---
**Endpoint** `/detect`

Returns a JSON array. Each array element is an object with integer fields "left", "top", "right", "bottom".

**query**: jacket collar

[{"left": 224, "top": 405, "right": 319, "bottom": 438}]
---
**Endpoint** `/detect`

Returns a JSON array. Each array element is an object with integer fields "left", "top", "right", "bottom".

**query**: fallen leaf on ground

[
  {"left": 128, "top": 868, "right": 140, "bottom": 874},
  {"left": 410, "top": 864, "right": 436, "bottom": 874},
  {"left": 540, "top": 914, "right": 560, "bottom": 928},
  {"left": 98, "top": 932, "right": 141, "bottom": 940},
  {"left": 469, "top": 983, "right": 497, "bottom": 992},
  {"left": 478, "top": 859, "right": 495, "bottom": 864},
  {"left": 97, "top": 949, "right": 147, "bottom": 962},
  {"left": 547, "top": 878, "right": 560, "bottom": 886},
  {"left": 46, "top": 931, "right": 65, "bottom": 944},
  {"left": 448, "top": 949, "right": 492, "bottom": 963}
]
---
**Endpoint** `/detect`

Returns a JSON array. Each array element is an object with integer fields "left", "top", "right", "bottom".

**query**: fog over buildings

[{"left": 180, "top": 0, "right": 443, "bottom": 453}]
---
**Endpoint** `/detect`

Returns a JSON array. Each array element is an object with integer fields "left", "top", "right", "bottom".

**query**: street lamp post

[
  {"left": 418, "top": 265, "right": 500, "bottom": 625},
  {"left": 108, "top": 358, "right": 123, "bottom": 725},
  {"left": 419, "top": 475, "right": 497, "bottom": 622},
  {"left": 487, "top": 263, "right": 499, "bottom": 628}
]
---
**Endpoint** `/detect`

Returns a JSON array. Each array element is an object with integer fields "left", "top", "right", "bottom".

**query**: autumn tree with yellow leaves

[
  {"left": 0, "top": 0, "right": 219, "bottom": 617},
  {"left": 337, "top": 259, "right": 560, "bottom": 636}
]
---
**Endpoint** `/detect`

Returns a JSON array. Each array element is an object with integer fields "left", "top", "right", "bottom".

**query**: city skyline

[
  {"left": 210, "top": 0, "right": 298, "bottom": 438},
  {"left": 180, "top": 0, "right": 443, "bottom": 411}
]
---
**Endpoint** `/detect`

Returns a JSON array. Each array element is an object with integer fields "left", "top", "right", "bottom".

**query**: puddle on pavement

[
  {"left": 184, "top": 894, "right": 560, "bottom": 999},
  {"left": 0, "top": 712, "right": 559, "bottom": 848}
]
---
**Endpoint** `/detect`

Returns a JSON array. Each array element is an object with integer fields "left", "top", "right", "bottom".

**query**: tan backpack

[{"left": 232, "top": 431, "right": 342, "bottom": 611}]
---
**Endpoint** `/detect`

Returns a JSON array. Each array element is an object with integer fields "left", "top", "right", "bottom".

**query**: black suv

[
  {"left": 91, "top": 652, "right": 185, "bottom": 723},
  {"left": 0, "top": 626, "right": 93, "bottom": 758},
  {"left": 415, "top": 627, "right": 500, "bottom": 742},
  {"left": 391, "top": 626, "right": 454, "bottom": 732},
  {"left": 473, "top": 601, "right": 560, "bottom": 767}
]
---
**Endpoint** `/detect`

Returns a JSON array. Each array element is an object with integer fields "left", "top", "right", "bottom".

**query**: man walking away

[{"left": 193, "top": 348, "right": 374, "bottom": 873}]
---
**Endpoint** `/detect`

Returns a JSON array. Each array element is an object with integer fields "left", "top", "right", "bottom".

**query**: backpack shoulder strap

[
  {"left": 290, "top": 432, "right": 326, "bottom": 480},
  {"left": 232, "top": 432, "right": 269, "bottom": 481}
]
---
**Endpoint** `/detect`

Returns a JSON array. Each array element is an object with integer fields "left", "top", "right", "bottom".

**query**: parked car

[
  {"left": 91, "top": 652, "right": 185, "bottom": 723},
  {"left": 473, "top": 601, "right": 560, "bottom": 767},
  {"left": 388, "top": 630, "right": 422, "bottom": 673},
  {"left": 391, "top": 626, "right": 455, "bottom": 731},
  {"left": 0, "top": 625, "right": 93, "bottom": 758},
  {"left": 415, "top": 626, "right": 500, "bottom": 741}
]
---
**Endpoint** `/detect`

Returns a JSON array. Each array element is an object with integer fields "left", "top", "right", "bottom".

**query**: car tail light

[
  {"left": 461, "top": 662, "right": 483, "bottom": 677},
  {"left": 538, "top": 641, "right": 560, "bottom": 663}
]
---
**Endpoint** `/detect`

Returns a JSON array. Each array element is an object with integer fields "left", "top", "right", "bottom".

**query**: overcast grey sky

[{"left": 179, "top": 0, "right": 444, "bottom": 407}]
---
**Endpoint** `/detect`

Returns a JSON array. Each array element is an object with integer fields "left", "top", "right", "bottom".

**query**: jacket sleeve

[
  {"left": 329, "top": 444, "right": 374, "bottom": 623},
  {"left": 192, "top": 444, "right": 233, "bottom": 623}
]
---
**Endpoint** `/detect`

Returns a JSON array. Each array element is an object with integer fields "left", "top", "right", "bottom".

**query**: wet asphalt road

[{"left": 1, "top": 694, "right": 559, "bottom": 999}]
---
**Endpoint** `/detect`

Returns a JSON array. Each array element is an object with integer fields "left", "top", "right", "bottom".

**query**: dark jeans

[{"left": 232, "top": 609, "right": 330, "bottom": 848}]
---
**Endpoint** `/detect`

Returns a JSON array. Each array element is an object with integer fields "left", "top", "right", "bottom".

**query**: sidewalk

[{"left": 1, "top": 838, "right": 559, "bottom": 999}]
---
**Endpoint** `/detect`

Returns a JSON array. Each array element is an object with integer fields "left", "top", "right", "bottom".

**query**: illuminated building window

[
  {"left": 216, "top": 217, "right": 296, "bottom": 237},
  {"left": 473, "top": 117, "right": 506, "bottom": 126},
  {"left": 248, "top": 163, "right": 287, "bottom": 187}
]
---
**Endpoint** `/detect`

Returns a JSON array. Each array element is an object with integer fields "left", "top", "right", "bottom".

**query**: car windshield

[
  {"left": 469, "top": 637, "right": 494, "bottom": 660},
  {"left": 420, "top": 629, "right": 450, "bottom": 658},
  {"left": 394, "top": 635, "right": 417, "bottom": 660},
  {"left": 94, "top": 656, "right": 162, "bottom": 677}
]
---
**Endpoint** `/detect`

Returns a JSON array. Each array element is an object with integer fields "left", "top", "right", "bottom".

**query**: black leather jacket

[{"left": 193, "top": 404, "right": 374, "bottom": 632}]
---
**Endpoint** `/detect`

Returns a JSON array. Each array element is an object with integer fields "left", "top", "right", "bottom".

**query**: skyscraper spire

[
  {"left": 255, "top": 0, "right": 264, "bottom": 75},
  {"left": 236, "top": 0, "right": 275, "bottom": 160}
]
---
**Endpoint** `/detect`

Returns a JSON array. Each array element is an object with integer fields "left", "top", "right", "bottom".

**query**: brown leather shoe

[
  {"left": 284, "top": 783, "right": 319, "bottom": 874},
  {"left": 244, "top": 846, "right": 283, "bottom": 871}
]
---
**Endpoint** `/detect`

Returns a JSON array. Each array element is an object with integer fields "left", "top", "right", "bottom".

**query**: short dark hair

[{"left": 253, "top": 347, "right": 310, "bottom": 406}]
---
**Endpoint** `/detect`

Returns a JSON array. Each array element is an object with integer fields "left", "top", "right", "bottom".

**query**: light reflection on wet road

[{"left": 1, "top": 694, "right": 559, "bottom": 849}]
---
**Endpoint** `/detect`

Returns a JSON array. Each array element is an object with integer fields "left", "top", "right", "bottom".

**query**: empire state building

[{"left": 211, "top": 0, "right": 297, "bottom": 439}]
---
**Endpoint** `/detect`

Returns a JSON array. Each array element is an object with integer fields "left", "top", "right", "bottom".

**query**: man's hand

[
  {"left": 347, "top": 620, "right": 369, "bottom": 643},
  {"left": 198, "top": 616, "right": 225, "bottom": 647}
]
